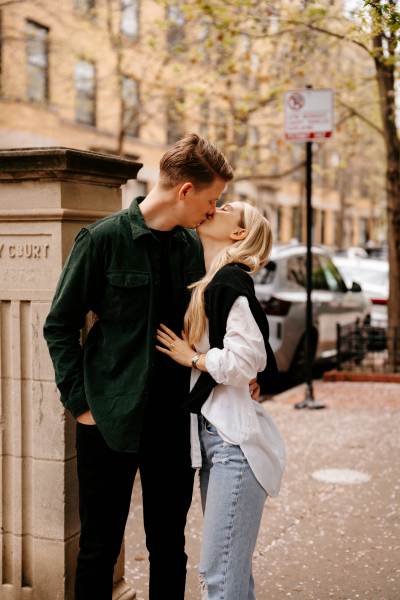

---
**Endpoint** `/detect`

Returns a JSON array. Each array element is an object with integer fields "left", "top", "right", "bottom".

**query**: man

[{"left": 44, "top": 133, "right": 260, "bottom": 600}]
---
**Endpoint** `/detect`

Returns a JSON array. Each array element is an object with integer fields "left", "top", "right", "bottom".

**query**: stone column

[{"left": 0, "top": 148, "right": 142, "bottom": 600}]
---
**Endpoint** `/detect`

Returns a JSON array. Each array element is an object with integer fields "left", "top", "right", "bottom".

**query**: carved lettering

[
  {"left": 0, "top": 240, "right": 51, "bottom": 260},
  {"left": 0, "top": 235, "right": 52, "bottom": 290}
]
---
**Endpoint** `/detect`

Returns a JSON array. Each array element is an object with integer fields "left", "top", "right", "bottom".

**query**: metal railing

[{"left": 337, "top": 320, "right": 400, "bottom": 373}]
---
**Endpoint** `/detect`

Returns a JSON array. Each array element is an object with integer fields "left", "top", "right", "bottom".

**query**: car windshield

[
  {"left": 287, "top": 254, "right": 330, "bottom": 290},
  {"left": 254, "top": 261, "right": 276, "bottom": 285},
  {"left": 318, "top": 255, "right": 348, "bottom": 293}
]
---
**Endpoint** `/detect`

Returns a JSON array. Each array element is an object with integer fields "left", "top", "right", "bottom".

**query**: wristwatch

[{"left": 191, "top": 353, "right": 202, "bottom": 369}]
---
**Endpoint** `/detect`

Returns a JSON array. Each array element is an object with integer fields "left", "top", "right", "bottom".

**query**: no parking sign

[{"left": 284, "top": 88, "right": 334, "bottom": 141}]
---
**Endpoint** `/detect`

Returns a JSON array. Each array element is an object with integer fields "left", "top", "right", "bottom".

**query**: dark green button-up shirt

[{"left": 43, "top": 197, "right": 205, "bottom": 452}]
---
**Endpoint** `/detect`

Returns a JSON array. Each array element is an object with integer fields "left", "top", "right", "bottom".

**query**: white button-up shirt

[{"left": 190, "top": 296, "right": 286, "bottom": 497}]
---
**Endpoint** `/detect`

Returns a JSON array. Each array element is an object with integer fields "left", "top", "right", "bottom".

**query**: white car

[
  {"left": 332, "top": 257, "right": 388, "bottom": 325},
  {"left": 254, "top": 245, "right": 372, "bottom": 385}
]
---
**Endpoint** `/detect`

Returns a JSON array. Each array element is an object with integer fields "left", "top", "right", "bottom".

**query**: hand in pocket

[{"left": 76, "top": 410, "right": 96, "bottom": 425}]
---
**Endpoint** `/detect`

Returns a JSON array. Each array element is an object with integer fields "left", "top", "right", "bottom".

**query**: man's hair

[{"left": 159, "top": 133, "right": 234, "bottom": 190}]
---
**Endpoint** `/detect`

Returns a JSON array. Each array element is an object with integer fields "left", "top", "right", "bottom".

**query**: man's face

[{"left": 178, "top": 177, "right": 227, "bottom": 229}]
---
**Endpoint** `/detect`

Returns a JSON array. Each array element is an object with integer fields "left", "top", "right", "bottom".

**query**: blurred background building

[{"left": 0, "top": 0, "right": 385, "bottom": 249}]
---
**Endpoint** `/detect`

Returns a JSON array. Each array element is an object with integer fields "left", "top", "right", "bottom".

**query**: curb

[{"left": 323, "top": 369, "right": 400, "bottom": 383}]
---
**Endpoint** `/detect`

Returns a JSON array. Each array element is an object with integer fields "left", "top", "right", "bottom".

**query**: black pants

[{"left": 74, "top": 414, "right": 194, "bottom": 600}]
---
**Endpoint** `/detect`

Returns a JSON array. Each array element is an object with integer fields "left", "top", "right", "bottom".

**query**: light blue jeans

[{"left": 198, "top": 416, "right": 267, "bottom": 600}]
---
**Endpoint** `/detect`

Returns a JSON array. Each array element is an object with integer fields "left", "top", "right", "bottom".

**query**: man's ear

[
  {"left": 230, "top": 229, "right": 249, "bottom": 241},
  {"left": 178, "top": 182, "right": 193, "bottom": 201}
]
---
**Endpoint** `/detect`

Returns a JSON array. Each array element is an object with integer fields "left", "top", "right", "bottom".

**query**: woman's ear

[{"left": 230, "top": 229, "right": 249, "bottom": 242}]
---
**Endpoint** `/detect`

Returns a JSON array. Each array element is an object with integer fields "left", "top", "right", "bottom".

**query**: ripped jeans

[{"left": 198, "top": 417, "right": 267, "bottom": 600}]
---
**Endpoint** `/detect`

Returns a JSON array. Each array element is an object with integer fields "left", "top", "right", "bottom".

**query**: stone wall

[{"left": 0, "top": 148, "right": 141, "bottom": 600}]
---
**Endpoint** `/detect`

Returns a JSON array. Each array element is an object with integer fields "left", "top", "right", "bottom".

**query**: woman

[{"left": 156, "top": 201, "right": 286, "bottom": 600}]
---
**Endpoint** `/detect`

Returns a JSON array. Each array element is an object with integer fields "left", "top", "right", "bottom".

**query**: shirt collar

[{"left": 128, "top": 196, "right": 187, "bottom": 244}]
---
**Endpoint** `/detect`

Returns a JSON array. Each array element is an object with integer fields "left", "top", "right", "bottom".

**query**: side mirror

[{"left": 351, "top": 281, "right": 362, "bottom": 293}]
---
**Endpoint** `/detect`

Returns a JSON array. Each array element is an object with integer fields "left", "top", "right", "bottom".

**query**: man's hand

[
  {"left": 76, "top": 409, "right": 96, "bottom": 425},
  {"left": 249, "top": 378, "right": 261, "bottom": 402}
]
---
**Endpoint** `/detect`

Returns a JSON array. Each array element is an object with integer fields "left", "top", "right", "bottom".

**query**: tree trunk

[{"left": 373, "top": 34, "right": 400, "bottom": 329}]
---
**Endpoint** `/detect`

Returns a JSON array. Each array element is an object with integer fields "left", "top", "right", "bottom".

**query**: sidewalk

[{"left": 124, "top": 382, "right": 400, "bottom": 600}]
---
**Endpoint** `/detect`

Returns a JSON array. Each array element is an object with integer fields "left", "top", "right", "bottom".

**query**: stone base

[{"left": 112, "top": 579, "right": 136, "bottom": 600}]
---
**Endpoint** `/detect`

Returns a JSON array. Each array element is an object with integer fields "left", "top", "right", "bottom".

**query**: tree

[{"left": 168, "top": 0, "right": 397, "bottom": 328}]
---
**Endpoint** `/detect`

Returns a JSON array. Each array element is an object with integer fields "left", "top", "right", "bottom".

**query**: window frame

[
  {"left": 166, "top": 87, "right": 185, "bottom": 145},
  {"left": 166, "top": 3, "right": 185, "bottom": 50},
  {"left": 122, "top": 75, "right": 140, "bottom": 138},
  {"left": 74, "top": 59, "right": 96, "bottom": 127},
  {"left": 25, "top": 19, "right": 49, "bottom": 104},
  {"left": 120, "top": 0, "right": 140, "bottom": 39},
  {"left": 74, "top": 0, "right": 96, "bottom": 17}
]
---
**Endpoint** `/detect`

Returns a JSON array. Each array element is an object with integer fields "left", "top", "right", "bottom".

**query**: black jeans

[{"left": 74, "top": 413, "right": 194, "bottom": 600}]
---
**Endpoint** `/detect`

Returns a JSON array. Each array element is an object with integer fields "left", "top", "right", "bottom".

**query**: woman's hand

[{"left": 156, "top": 324, "right": 198, "bottom": 368}]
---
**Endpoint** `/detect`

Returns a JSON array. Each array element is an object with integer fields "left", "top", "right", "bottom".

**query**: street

[{"left": 125, "top": 382, "right": 400, "bottom": 600}]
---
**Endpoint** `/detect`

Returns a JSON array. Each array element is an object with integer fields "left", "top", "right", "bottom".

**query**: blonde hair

[{"left": 184, "top": 202, "right": 273, "bottom": 347}]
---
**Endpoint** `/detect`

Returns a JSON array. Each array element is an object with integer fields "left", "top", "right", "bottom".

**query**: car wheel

[{"left": 289, "top": 332, "right": 317, "bottom": 386}]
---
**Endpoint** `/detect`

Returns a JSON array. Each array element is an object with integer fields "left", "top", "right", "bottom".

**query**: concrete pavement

[{"left": 124, "top": 382, "right": 400, "bottom": 600}]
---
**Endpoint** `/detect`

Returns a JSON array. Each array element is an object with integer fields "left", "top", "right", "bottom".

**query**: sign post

[{"left": 284, "top": 87, "right": 334, "bottom": 409}]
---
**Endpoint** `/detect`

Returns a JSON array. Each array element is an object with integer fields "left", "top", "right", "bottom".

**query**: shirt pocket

[{"left": 104, "top": 270, "right": 150, "bottom": 323}]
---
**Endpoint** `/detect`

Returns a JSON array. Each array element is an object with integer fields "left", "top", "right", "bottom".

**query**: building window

[
  {"left": 234, "top": 120, "right": 248, "bottom": 148},
  {"left": 277, "top": 207, "right": 281, "bottom": 241},
  {"left": 121, "top": 0, "right": 140, "bottom": 38},
  {"left": 359, "top": 218, "right": 368, "bottom": 245},
  {"left": 197, "top": 18, "right": 209, "bottom": 61},
  {"left": 74, "top": 60, "right": 96, "bottom": 126},
  {"left": 75, "top": 0, "right": 95, "bottom": 15},
  {"left": 321, "top": 210, "right": 325, "bottom": 244},
  {"left": 26, "top": 21, "right": 49, "bottom": 103},
  {"left": 249, "top": 126, "right": 259, "bottom": 161},
  {"left": 134, "top": 180, "right": 147, "bottom": 196},
  {"left": 334, "top": 211, "right": 339, "bottom": 246},
  {"left": 215, "top": 108, "right": 228, "bottom": 147},
  {"left": 167, "top": 4, "right": 185, "bottom": 50},
  {"left": 166, "top": 88, "right": 185, "bottom": 145},
  {"left": 199, "top": 100, "right": 209, "bottom": 139},
  {"left": 122, "top": 76, "right": 139, "bottom": 136},
  {"left": 292, "top": 206, "right": 302, "bottom": 241}
]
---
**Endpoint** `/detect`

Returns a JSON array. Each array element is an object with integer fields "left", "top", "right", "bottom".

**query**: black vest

[{"left": 182, "top": 263, "right": 278, "bottom": 414}]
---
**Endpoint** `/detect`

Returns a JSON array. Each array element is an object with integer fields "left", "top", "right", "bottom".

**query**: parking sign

[{"left": 284, "top": 88, "right": 334, "bottom": 141}]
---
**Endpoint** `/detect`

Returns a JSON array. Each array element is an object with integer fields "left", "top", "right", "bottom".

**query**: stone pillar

[{"left": 0, "top": 148, "right": 142, "bottom": 600}]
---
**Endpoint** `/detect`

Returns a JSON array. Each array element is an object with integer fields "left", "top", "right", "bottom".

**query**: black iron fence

[{"left": 337, "top": 320, "right": 400, "bottom": 373}]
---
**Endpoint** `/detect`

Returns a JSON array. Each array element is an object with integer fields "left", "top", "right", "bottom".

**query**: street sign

[
  {"left": 283, "top": 86, "right": 330, "bottom": 410},
  {"left": 284, "top": 88, "right": 334, "bottom": 141}
]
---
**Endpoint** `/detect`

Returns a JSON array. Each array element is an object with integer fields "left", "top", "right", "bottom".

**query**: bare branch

[
  {"left": 284, "top": 20, "right": 371, "bottom": 55},
  {"left": 337, "top": 98, "right": 385, "bottom": 136},
  {"left": 0, "top": 0, "right": 29, "bottom": 6},
  {"left": 234, "top": 161, "right": 307, "bottom": 183}
]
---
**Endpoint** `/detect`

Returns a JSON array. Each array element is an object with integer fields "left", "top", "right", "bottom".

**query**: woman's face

[{"left": 196, "top": 201, "right": 246, "bottom": 243}]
